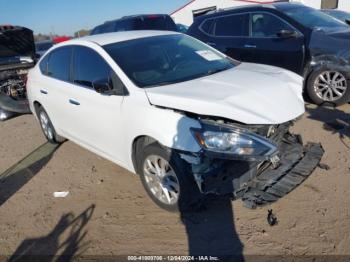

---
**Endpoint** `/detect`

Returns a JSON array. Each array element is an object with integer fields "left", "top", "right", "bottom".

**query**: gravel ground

[{"left": 0, "top": 104, "right": 349, "bottom": 259}]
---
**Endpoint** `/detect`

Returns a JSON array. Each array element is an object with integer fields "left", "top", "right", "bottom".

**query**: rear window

[
  {"left": 214, "top": 14, "right": 249, "bottom": 37},
  {"left": 133, "top": 16, "right": 177, "bottom": 31}
]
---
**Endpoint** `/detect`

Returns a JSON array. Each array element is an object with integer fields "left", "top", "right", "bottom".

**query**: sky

[{"left": 0, "top": 0, "right": 189, "bottom": 35}]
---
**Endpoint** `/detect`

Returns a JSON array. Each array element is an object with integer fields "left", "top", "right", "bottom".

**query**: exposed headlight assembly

[{"left": 191, "top": 122, "right": 278, "bottom": 161}]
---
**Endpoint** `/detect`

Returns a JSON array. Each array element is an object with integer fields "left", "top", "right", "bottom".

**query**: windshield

[
  {"left": 323, "top": 10, "right": 350, "bottom": 22},
  {"left": 103, "top": 34, "right": 236, "bottom": 88},
  {"left": 279, "top": 5, "right": 346, "bottom": 28}
]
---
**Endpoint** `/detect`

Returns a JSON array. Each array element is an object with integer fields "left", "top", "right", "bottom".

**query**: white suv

[{"left": 27, "top": 31, "right": 324, "bottom": 212}]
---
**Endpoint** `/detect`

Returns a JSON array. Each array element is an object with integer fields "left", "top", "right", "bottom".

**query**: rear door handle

[
  {"left": 40, "top": 89, "right": 48, "bottom": 94},
  {"left": 69, "top": 99, "right": 80, "bottom": 106},
  {"left": 244, "top": 44, "right": 257, "bottom": 48},
  {"left": 207, "top": 42, "right": 217, "bottom": 46}
]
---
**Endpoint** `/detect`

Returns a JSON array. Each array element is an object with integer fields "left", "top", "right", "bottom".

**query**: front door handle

[
  {"left": 244, "top": 44, "right": 257, "bottom": 48},
  {"left": 207, "top": 42, "right": 217, "bottom": 46},
  {"left": 40, "top": 89, "right": 48, "bottom": 94},
  {"left": 69, "top": 99, "right": 80, "bottom": 106}
]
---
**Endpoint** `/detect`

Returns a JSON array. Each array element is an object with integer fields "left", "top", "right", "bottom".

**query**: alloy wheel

[
  {"left": 314, "top": 71, "right": 347, "bottom": 102},
  {"left": 39, "top": 111, "right": 54, "bottom": 140},
  {"left": 143, "top": 155, "right": 180, "bottom": 205}
]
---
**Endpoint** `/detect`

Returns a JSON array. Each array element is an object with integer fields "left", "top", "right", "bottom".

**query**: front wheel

[
  {"left": 138, "top": 143, "right": 201, "bottom": 212},
  {"left": 306, "top": 69, "right": 350, "bottom": 106}
]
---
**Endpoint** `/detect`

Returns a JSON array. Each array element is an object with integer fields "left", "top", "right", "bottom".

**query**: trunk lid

[{"left": 0, "top": 26, "right": 35, "bottom": 59}]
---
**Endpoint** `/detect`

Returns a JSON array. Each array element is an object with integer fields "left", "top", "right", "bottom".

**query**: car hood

[
  {"left": 313, "top": 26, "right": 350, "bottom": 39},
  {"left": 145, "top": 63, "right": 305, "bottom": 125},
  {"left": 0, "top": 26, "right": 35, "bottom": 59}
]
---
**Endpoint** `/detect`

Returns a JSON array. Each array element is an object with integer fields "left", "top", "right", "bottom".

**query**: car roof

[
  {"left": 195, "top": 2, "right": 302, "bottom": 20},
  {"left": 96, "top": 14, "right": 171, "bottom": 28},
  {"left": 60, "top": 30, "right": 180, "bottom": 47}
]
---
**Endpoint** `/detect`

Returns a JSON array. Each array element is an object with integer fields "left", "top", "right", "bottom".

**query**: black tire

[
  {"left": 306, "top": 68, "right": 350, "bottom": 106},
  {"left": 138, "top": 143, "right": 202, "bottom": 212},
  {"left": 37, "top": 106, "right": 65, "bottom": 144}
]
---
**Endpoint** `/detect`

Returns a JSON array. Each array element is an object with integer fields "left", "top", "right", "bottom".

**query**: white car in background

[{"left": 27, "top": 31, "right": 323, "bottom": 212}]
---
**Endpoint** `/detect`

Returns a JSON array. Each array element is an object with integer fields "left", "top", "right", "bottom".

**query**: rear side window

[
  {"left": 47, "top": 47, "right": 71, "bottom": 81},
  {"left": 72, "top": 46, "right": 112, "bottom": 88},
  {"left": 214, "top": 14, "right": 249, "bottom": 37},
  {"left": 39, "top": 55, "right": 49, "bottom": 75}
]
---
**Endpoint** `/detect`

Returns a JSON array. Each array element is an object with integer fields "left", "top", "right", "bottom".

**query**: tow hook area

[{"left": 179, "top": 132, "right": 325, "bottom": 209}]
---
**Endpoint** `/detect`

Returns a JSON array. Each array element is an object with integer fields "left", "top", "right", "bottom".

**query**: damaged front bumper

[{"left": 179, "top": 129, "right": 324, "bottom": 209}]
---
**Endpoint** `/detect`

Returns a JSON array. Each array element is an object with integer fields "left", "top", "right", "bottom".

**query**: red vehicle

[{"left": 52, "top": 36, "right": 72, "bottom": 44}]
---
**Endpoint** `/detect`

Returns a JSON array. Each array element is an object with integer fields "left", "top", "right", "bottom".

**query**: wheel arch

[
  {"left": 131, "top": 135, "right": 159, "bottom": 175},
  {"left": 33, "top": 101, "right": 42, "bottom": 118}
]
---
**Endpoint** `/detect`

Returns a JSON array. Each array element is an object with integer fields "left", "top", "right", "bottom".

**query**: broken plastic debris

[
  {"left": 267, "top": 209, "right": 278, "bottom": 226},
  {"left": 53, "top": 191, "right": 69, "bottom": 198},
  {"left": 318, "top": 163, "right": 330, "bottom": 170}
]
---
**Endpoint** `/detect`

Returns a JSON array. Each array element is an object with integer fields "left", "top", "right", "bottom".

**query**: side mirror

[
  {"left": 92, "top": 79, "right": 113, "bottom": 94},
  {"left": 92, "top": 71, "right": 129, "bottom": 96},
  {"left": 345, "top": 19, "right": 350, "bottom": 25},
  {"left": 277, "top": 29, "right": 298, "bottom": 38}
]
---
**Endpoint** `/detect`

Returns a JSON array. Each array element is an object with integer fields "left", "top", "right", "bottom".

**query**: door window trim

[
  {"left": 199, "top": 12, "right": 251, "bottom": 38},
  {"left": 199, "top": 10, "right": 303, "bottom": 39}
]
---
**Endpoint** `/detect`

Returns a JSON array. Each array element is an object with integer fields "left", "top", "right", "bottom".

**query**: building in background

[{"left": 171, "top": 0, "right": 350, "bottom": 26}]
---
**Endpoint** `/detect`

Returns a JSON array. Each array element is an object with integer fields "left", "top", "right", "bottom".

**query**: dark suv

[
  {"left": 90, "top": 14, "right": 177, "bottom": 35},
  {"left": 188, "top": 3, "right": 350, "bottom": 106}
]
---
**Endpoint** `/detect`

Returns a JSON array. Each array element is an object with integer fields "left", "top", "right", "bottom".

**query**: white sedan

[{"left": 27, "top": 31, "right": 323, "bottom": 212}]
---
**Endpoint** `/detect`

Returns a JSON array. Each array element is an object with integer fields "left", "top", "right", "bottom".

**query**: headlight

[{"left": 191, "top": 123, "right": 278, "bottom": 160}]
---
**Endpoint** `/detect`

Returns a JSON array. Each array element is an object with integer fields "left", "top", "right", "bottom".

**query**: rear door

[
  {"left": 203, "top": 13, "right": 250, "bottom": 61},
  {"left": 39, "top": 46, "right": 73, "bottom": 132},
  {"left": 247, "top": 12, "right": 305, "bottom": 74}
]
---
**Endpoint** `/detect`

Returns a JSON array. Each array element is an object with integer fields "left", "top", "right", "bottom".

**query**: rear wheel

[
  {"left": 307, "top": 69, "right": 350, "bottom": 106},
  {"left": 37, "top": 106, "right": 64, "bottom": 144},
  {"left": 138, "top": 143, "right": 201, "bottom": 212}
]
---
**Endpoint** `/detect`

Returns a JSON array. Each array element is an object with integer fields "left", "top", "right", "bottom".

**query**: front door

[
  {"left": 65, "top": 46, "right": 125, "bottom": 161},
  {"left": 246, "top": 12, "right": 305, "bottom": 74}
]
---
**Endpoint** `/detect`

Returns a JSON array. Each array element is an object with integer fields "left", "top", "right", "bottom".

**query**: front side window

[
  {"left": 214, "top": 14, "right": 249, "bottom": 37},
  {"left": 73, "top": 46, "right": 111, "bottom": 88},
  {"left": 47, "top": 47, "right": 71, "bottom": 81},
  {"left": 251, "top": 13, "right": 294, "bottom": 37},
  {"left": 103, "top": 34, "right": 236, "bottom": 88}
]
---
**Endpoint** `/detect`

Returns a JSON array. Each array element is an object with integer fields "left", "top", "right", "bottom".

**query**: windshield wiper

[{"left": 205, "top": 66, "right": 230, "bottom": 76}]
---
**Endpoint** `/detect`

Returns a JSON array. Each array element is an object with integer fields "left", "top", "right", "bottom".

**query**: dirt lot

[{"left": 0, "top": 103, "right": 349, "bottom": 259}]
